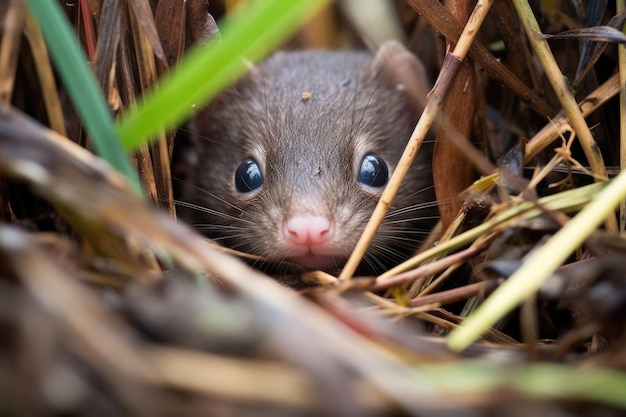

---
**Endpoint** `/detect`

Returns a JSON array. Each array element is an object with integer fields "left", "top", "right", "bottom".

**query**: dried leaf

[
  {"left": 127, "top": 0, "right": 167, "bottom": 64},
  {"left": 0, "top": 0, "right": 24, "bottom": 103},
  {"left": 541, "top": 26, "right": 626, "bottom": 43},
  {"left": 433, "top": 0, "right": 476, "bottom": 229},
  {"left": 155, "top": 0, "right": 185, "bottom": 68},
  {"left": 574, "top": 0, "right": 606, "bottom": 82},
  {"left": 573, "top": 10, "right": 626, "bottom": 88}
]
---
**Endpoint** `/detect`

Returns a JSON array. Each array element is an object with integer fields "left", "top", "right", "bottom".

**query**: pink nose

[{"left": 284, "top": 215, "right": 333, "bottom": 247}]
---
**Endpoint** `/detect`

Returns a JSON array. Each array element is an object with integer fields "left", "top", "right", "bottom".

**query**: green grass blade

[
  {"left": 25, "top": 0, "right": 142, "bottom": 194},
  {"left": 419, "top": 361, "right": 626, "bottom": 409},
  {"left": 116, "top": 0, "right": 330, "bottom": 151}
]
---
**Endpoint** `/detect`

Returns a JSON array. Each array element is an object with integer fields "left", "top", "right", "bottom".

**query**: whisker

[
  {"left": 177, "top": 181, "right": 247, "bottom": 214},
  {"left": 368, "top": 242, "right": 408, "bottom": 266},
  {"left": 174, "top": 199, "right": 256, "bottom": 226}
]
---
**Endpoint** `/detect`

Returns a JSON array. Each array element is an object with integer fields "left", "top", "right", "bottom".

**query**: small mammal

[{"left": 179, "top": 41, "right": 437, "bottom": 274}]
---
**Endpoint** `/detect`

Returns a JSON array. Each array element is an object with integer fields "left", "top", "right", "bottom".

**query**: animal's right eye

[
  {"left": 358, "top": 153, "right": 389, "bottom": 188},
  {"left": 235, "top": 159, "right": 263, "bottom": 193}
]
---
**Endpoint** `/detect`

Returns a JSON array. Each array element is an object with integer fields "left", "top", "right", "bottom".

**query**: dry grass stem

[
  {"left": 339, "top": 0, "right": 495, "bottom": 280},
  {"left": 512, "top": 0, "right": 615, "bottom": 231}
]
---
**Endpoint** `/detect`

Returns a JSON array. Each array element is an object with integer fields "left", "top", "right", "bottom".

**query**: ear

[{"left": 371, "top": 40, "right": 430, "bottom": 116}]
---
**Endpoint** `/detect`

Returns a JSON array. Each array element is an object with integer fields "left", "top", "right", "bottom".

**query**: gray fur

[{"left": 180, "top": 43, "right": 437, "bottom": 273}]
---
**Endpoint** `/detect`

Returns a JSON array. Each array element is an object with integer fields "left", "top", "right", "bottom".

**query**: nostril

[{"left": 284, "top": 215, "right": 333, "bottom": 246}]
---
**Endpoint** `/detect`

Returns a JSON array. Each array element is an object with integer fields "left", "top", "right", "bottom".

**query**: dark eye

[
  {"left": 235, "top": 159, "right": 263, "bottom": 193},
  {"left": 358, "top": 153, "right": 389, "bottom": 188}
]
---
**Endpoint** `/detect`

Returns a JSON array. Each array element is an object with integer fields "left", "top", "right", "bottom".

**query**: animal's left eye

[
  {"left": 358, "top": 153, "right": 389, "bottom": 188},
  {"left": 235, "top": 159, "right": 263, "bottom": 193}
]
